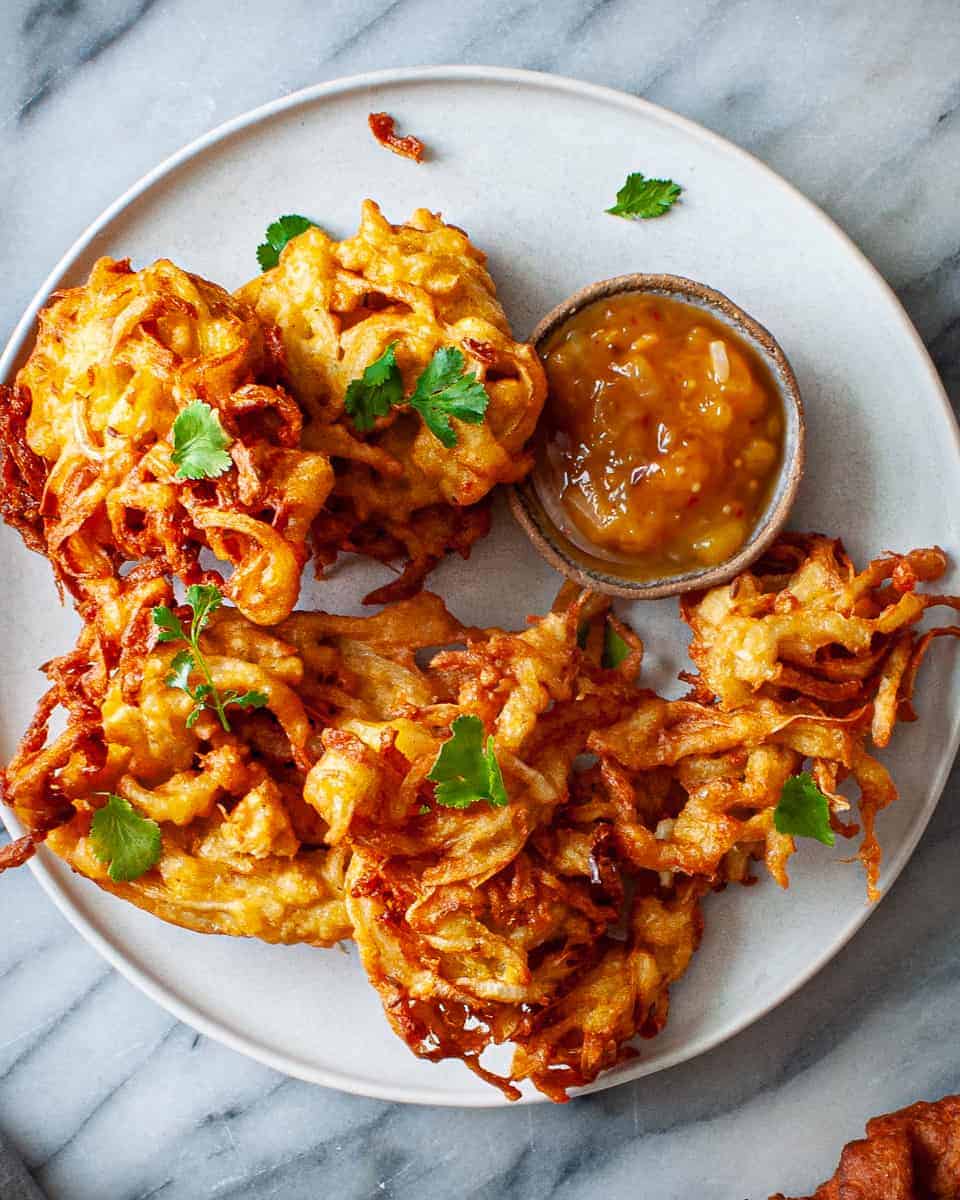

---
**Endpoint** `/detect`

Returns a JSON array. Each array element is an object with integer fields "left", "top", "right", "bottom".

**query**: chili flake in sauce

[{"left": 536, "top": 292, "right": 784, "bottom": 577}]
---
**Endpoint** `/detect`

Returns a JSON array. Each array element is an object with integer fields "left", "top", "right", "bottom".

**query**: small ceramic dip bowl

[{"left": 509, "top": 273, "right": 805, "bottom": 599}]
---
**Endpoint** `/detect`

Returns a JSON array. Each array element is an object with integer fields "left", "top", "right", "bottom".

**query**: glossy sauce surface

[{"left": 536, "top": 292, "right": 784, "bottom": 577}]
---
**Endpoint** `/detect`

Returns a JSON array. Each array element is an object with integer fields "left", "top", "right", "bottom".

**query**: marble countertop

[{"left": 3, "top": 2, "right": 960, "bottom": 1197}]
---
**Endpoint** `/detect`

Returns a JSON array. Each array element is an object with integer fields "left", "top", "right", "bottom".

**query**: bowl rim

[{"left": 509, "top": 272, "right": 806, "bottom": 599}]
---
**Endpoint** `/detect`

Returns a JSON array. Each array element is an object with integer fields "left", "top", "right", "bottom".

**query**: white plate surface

[{"left": 2, "top": 67, "right": 959, "bottom": 1107}]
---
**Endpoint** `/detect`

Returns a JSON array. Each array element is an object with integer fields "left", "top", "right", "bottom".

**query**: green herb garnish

[
  {"left": 408, "top": 347, "right": 489, "bottom": 448},
  {"left": 607, "top": 172, "right": 682, "bottom": 220},
  {"left": 256, "top": 214, "right": 314, "bottom": 270},
  {"left": 89, "top": 794, "right": 162, "bottom": 882},
  {"left": 427, "top": 715, "right": 508, "bottom": 809},
  {"left": 153, "top": 584, "right": 268, "bottom": 732},
  {"left": 343, "top": 342, "right": 404, "bottom": 432},
  {"left": 344, "top": 344, "right": 489, "bottom": 448},
  {"left": 602, "top": 624, "right": 631, "bottom": 669},
  {"left": 171, "top": 401, "right": 232, "bottom": 481},
  {"left": 774, "top": 772, "right": 835, "bottom": 846}
]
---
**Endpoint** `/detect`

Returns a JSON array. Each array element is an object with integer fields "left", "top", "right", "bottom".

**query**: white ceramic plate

[{"left": 2, "top": 67, "right": 959, "bottom": 1107}]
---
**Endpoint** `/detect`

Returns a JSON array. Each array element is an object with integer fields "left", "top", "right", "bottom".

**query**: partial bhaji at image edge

[
  {"left": 1, "top": 180, "right": 960, "bottom": 1099},
  {"left": 769, "top": 1093, "right": 960, "bottom": 1200},
  {"left": 0, "top": 256, "right": 334, "bottom": 629}
]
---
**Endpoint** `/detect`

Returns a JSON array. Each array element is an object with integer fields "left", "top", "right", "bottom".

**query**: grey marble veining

[{"left": 2, "top": 2, "right": 960, "bottom": 1197}]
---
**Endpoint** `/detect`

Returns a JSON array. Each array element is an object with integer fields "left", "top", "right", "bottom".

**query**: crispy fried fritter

[
  {"left": 0, "top": 257, "right": 333, "bottom": 626},
  {"left": 2, "top": 579, "right": 464, "bottom": 945},
  {"left": 672, "top": 535, "right": 960, "bottom": 897},
  {"left": 770, "top": 1094, "right": 960, "bottom": 1200},
  {"left": 330, "top": 602, "right": 722, "bottom": 1100},
  {"left": 237, "top": 200, "right": 546, "bottom": 601}
]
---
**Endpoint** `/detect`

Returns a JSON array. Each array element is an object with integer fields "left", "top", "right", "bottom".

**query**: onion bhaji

[
  {"left": 1, "top": 577, "right": 465, "bottom": 944},
  {"left": 0, "top": 256, "right": 333, "bottom": 627},
  {"left": 676, "top": 535, "right": 960, "bottom": 897},
  {"left": 770, "top": 1094, "right": 960, "bottom": 1200},
  {"left": 3, "top": 535, "right": 957, "bottom": 1100},
  {"left": 236, "top": 200, "right": 547, "bottom": 602}
]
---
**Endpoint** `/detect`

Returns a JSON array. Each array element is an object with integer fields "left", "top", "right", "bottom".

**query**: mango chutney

[{"left": 536, "top": 291, "right": 784, "bottom": 576}]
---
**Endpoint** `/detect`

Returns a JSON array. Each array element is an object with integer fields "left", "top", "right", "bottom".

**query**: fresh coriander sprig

[
  {"left": 576, "top": 618, "right": 635, "bottom": 668},
  {"left": 256, "top": 214, "right": 314, "bottom": 270},
  {"left": 607, "top": 172, "right": 682, "bottom": 220},
  {"left": 171, "top": 401, "right": 232, "bottom": 481},
  {"left": 343, "top": 344, "right": 489, "bottom": 448},
  {"left": 344, "top": 342, "right": 405, "bottom": 431},
  {"left": 89, "top": 794, "right": 162, "bottom": 882},
  {"left": 774, "top": 772, "right": 835, "bottom": 846},
  {"left": 602, "top": 623, "right": 631, "bottom": 669},
  {"left": 152, "top": 584, "right": 268, "bottom": 732},
  {"left": 427, "top": 715, "right": 508, "bottom": 809},
  {"left": 408, "top": 347, "right": 489, "bottom": 448}
]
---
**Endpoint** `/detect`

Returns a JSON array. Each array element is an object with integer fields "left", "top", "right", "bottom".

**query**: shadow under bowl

[{"left": 508, "top": 273, "right": 805, "bottom": 599}]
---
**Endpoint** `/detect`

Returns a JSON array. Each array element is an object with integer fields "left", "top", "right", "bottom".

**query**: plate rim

[{"left": 2, "top": 63, "right": 958, "bottom": 1108}]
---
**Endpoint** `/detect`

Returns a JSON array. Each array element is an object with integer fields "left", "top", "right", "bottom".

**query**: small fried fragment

[
  {"left": 0, "top": 833, "right": 40, "bottom": 871},
  {"left": 368, "top": 112, "right": 426, "bottom": 163}
]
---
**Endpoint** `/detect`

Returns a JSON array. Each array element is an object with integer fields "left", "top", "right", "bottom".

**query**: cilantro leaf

[
  {"left": 221, "top": 689, "right": 269, "bottom": 710},
  {"left": 607, "top": 172, "right": 682, "bottom": 220},
  {"left": 185, "top": 706, "right": 206, "bottom": 730},
  {"left": 185, "top": 583, "right": 222, "bottom": 638},
  {"left": 164, "top": 648, "right": 212, "bottom": 728},
  {"left": 89, "top": 794, "right": 162, "bottom": 882},
  {"left": 428, "top": 715, "right": 509, "bottom": 809},
  {"left": 344, "top": 342, "right": 404, "bottom": 432},
  {"left": 171, "top": 401, "right": 232, "bottom": 481},
  {"left": 153, "top": 585, "right": 265, "bottom": 733},
  {"left": 576, "top": 621, "right": 590, "bottom": 650},
  {"left": 774, "top": 772, "right": 836, "bottom": 846},
  {"left": 343, "top": 344, "right": 491, "bottom": 447},
  {"left": 483, "top": 734, "right": 508, "bottom": 807},
  {"left": 256, "top": 214, "right": 314, "bottom": 270},
  {"left": 602, "top": 624, "right": 631, "bottom": 669},
  {"left": 152, "top": 605, "right": 185, "bottom": 644},
  {"left": 165, "top": 649, "right": 196, "bottom": 693},
  {"left": 408, "top": 347, "right": 489, "bottom": 448}
]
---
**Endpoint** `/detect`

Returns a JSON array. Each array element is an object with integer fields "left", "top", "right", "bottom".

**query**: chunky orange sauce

[{"left": 536, "top": 292, "right": 784, "bottom": 577}]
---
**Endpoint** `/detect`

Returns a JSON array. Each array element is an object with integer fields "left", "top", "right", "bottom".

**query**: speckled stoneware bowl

[{"left": 509, "top": 272, "right": 805, "bottom": 599}]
